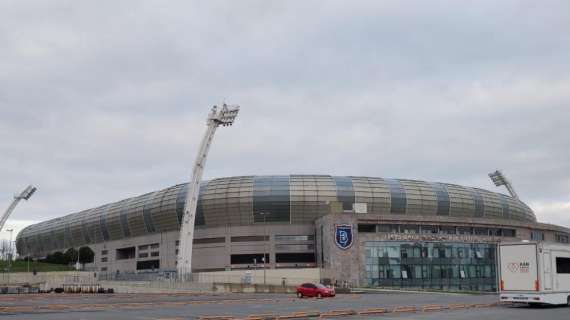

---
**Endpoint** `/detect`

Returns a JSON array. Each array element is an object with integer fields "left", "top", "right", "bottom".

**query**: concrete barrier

[
  {"left": 213, "top": 283, "right": 297, "bottom": 294},
  {"left": 1, "top": 271, "right": 305, "bottom": 294},
  {"left": 0, "top": 272, "right": 95, "bottom": 291},
  {"left": 98, "top": 280, "right": 213, "bottom": 294}
]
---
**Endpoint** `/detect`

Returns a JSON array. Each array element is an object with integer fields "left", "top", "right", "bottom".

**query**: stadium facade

[{"left": 16, "top": 175, "right": 570, "bottom": 291}]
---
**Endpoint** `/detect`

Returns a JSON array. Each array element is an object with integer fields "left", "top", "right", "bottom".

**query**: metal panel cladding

[
  {"left": 15, "top": 175, "right": 537, "bottom": 257},
  {"left": 253, "top": 176, "right": 290, "bottom": 223}
]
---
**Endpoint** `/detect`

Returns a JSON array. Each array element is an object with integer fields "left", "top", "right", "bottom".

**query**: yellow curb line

[
  {"left": 358, "top": 307, "right": 388, "bottom": 315},
  {"left": 247, "top": 314, "right": 278, "bottom": 320},
  {"left": 392, "top": 306, "right": 417, "bottom": 313}
]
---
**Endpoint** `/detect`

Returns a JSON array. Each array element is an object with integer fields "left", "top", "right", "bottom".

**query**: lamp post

[
  {"left": 6, "top": 228, "right": 13, "bottom": 283},
  {"left": 6, "top": 229, "right": 13, "bottom": 263},
  {"left": 258, "top": 212, "right": 271, "bottom": 286}
]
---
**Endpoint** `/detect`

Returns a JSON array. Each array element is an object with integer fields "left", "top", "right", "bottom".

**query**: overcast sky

[{"left": 1, "top": 0, "right": 569, "bottom": 241}]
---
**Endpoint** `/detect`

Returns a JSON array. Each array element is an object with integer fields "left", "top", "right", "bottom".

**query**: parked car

[{"left": 296, "top": 283, "right": 335, "bottom": 298}]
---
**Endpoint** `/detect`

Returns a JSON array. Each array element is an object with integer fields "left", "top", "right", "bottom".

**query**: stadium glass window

[
  {"left": 175, "top": 240, "right": 180, "bottom": 246},
  {"left": 150, "top": 243, "right": 160, "bottom": 249},
  {"left": 358, "top": 224, "right": 376, "bottom": 233},
  {"left": 378, "top": 224, "right": 399, "bottom": 233},
  {"left": 420, "top": 226, "right": 438, "bottom": 234},
  {"left": 439, "top": 226, "right": 456, "bottom": 235},
  {"left": 457, "top": 227, "right": 472, "bottom": 235},
  {"left": 101, "top": 267, "right": 107, "bottom": 272},
  {"left": 531, "top": 231, "right": 545, "bottom": 241},
  {"left": 116, "top": 247, "right": 136, "bottom": 260},
  {"left": 231, "top": 236, "right": 268, "bottom": 242},
  {"left": 139, "top": 253, "right": 148, "bottom": 258},
  {"left": 101, "top": 250, "right": 108, "bottom": 255},
  {"left": 101, "top": 257, "right": 108, "bottom": 262},
  {"left": 473, "top": 228, "right": 488, "bottom": 236},
  {"left": 556, "top": 257, "right": 570, "bottom": 274},
  {"left": 502, "top": 229, "right": 516, "bottom": 237},
  {"left": 231, "top": 253, "right": 269, "bottom": 265},
  {"left": 556, "top": 234, "right": 569, "bottom": 244},
  {"left": 275, "top": 244, "right": 314, "bottom": 251},
  {"left": 194, "top": 237, "right": 225, "bottom": 244},
  {"left": 275, "top": 253, "right": 315, "bottom": 263},
  {"left": 490, "top": 229, "right": 503, "bottom": 237},
  {"left": 274, "top": 235, "right": 314, "bottom": 241},
  {"left": 401, "top": 225, "right": 419, "bottom": 234},
  {"left": 137, "top": 260, "right": 159, "bottom": 270},
  {"left": 138, "top": 245, "right": 149, "bottom": 251},
  {"left": 150, "top": 251, "right": 159, "bottom": 257}
]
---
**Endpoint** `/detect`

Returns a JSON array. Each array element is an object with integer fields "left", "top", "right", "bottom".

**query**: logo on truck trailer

[{"left": 507, "top": 262, "right": 530, "bottom": 273}]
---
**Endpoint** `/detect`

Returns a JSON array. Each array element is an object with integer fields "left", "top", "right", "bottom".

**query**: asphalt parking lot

[{"left": 0, "top": 291, "right": 568, "bottom": 319}]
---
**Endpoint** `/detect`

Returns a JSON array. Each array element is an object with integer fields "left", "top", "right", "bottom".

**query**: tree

[
  {"left": 52, "top": 251, "right": 66, "bottom": 264},
  {"left": 78, "top": 246, "right": 94, "bottom": 264},
  {"left": 64, "top": 248, "right": 78, "bottom": 265},
  {"left": 44, "top": 251, "right": 66, "bottom": 264}
]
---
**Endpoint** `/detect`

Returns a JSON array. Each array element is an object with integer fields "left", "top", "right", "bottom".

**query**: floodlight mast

[
  {"left": 488, "top": 170, "right": 519, "bottom": 199},
  {"left": 177, "top": 104, "right": 239, "bottom": 280},
  {"left": 0, "top": 185, "right": 37, "bottom": 233}
]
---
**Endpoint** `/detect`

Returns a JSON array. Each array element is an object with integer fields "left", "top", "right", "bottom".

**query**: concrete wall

[
  {"left": 315, "top": 214, "right": 361, "bottom": 286},
  {"left": 79, "top": 224, "right": 316, "bottom": 274},
  {"left": 97, "top": 280, "right": 212, "bottom": 293},
  {"left": 0, "top": 271, "right": 95, "bottom": 291},
  {"left": 0, "top": 268, "right": 320, "bottom": 293},
  {"left": 196, "top": 268, "right": 321, "bottom": 286}
]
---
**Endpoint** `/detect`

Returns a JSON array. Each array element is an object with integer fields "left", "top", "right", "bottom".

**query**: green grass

[{"left": 0, "top": 260, "right": 75, "bottom": 272}]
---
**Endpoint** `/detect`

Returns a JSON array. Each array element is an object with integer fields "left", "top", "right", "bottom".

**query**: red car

[{"left": 296, "top": 283, "right": 336, "bottom": 298}]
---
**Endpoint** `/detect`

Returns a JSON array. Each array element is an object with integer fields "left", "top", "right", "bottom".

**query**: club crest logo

[{"left": 335, "top": 224, "right": 354, "bottom": 250}]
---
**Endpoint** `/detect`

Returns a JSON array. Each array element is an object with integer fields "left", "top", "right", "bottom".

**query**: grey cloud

[{"left": 1, "top": 0, "right": 569, "bottom": 233}]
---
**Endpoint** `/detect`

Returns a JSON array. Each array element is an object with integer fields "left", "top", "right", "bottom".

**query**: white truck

[{"left": 499, "top": 241, "right": 570, "bottom": 305}]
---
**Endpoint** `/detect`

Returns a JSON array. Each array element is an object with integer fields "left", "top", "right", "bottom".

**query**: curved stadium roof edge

[{"left": 16, "top": 175, "right": 535, "bottom": 255}]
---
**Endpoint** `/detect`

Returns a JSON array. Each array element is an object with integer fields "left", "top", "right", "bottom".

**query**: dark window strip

[
  {"left": 430, "top": 183, "right": 450, "bottom": 216},
  {"left": 470, "top": 189, "right": 485, "bottom": 217},
  {"left": 499, "top": 194, "right": 510, "bottom": 219},
  {"left": 385, "top": 179, "right": 407, "bottom": 214},
  {"left": 100, "top": 215, "right": 110, "bottom": 241}
]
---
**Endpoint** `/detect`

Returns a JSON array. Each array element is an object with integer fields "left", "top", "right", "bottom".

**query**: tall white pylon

[
  {"left": 1, "top": 185, "right": 37, "bottom": 233},
  {"left": 177, "top": 104, "right": 239, "bottom": 280}
]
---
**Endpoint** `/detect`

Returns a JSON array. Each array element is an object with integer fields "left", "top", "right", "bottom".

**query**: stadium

[{"left": 15, "top": 174, "right": 570, "bottom": 292}]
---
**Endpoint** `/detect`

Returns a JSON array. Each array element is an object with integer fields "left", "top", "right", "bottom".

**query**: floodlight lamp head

[
  {"left": 17, "top": 185, "right": 37, "bottom": 200},
  {"left": 488, "top": 170, "right": 505, "bottom": 187},
  {"left": 212, "top": 103, "right": 239, "bottom": 127}
]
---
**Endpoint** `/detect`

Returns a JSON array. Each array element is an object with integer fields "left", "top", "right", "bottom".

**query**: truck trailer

[{"left": 499, "top": 241, "right": 570, "bottom": 305}]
